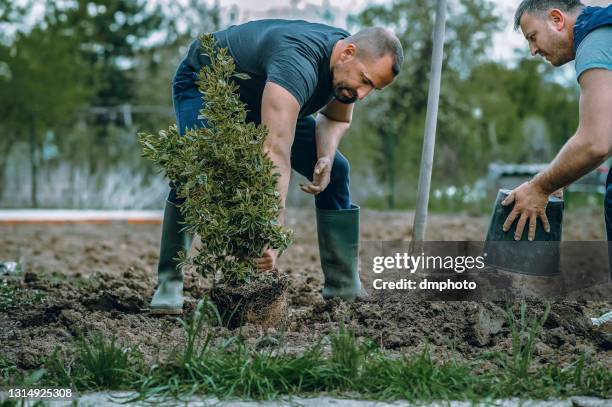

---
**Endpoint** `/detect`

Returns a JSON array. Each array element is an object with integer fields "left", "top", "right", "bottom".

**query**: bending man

[{"left": 150, "top": 19, "right": 404, "bottom": 314}]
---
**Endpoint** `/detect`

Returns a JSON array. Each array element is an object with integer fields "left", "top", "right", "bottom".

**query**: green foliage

[
  {"left": 77, "top": 331, "right": 137, "bottom": 389},
  {"left": 344, "top": 0, "right": 503, "bottom": 208},
  {"left": 9, "top": 301, "right": 612, "bottom": 401},
  {"left": 139, "top": 35, "right": 292, "bottom": 284},
  {"left": 343, "top": 0, "right": 579, "bottom": 210},
  {"left": 0, "top": 354, "right": 18, "bottom": 386},
  {"left": 0, "top": 0, "right": 94, "bottom": 134},
  {"left": 37, "top": 317, "right": 612, "bottom": 401},
  {"left": 42, "top": 0, "right": 166, "bottom": 106},
  {"left": 47, "top": 331, "right": 142, "bottom": 390},
  {"left": 178, "top": 299, "right": 220, "bottom": 366},
  {"left": 0, "top": 0, "right": 586, "bottom": 211},
  {"left": 359, "top": 348, "right": 483, "bottom": 401},
  {"left": 44, "top": 332, "right": 143, "bottom": 391},
  {"left": 0, "top": 0, "right": 179, "bottom": 207},
  {"left": 507, "top": 301, "right": 551, "bottom": 378}
]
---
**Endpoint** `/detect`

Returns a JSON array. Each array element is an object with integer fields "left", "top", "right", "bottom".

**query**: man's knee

[
  {"left": 315, "top": 153, "right": 351, "bottom": 210},
  {"left": 330, "top": 154, "right": 350, "bottom": 186}
]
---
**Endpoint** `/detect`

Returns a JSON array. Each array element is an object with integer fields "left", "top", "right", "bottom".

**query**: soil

[
  {"left": 0, "top": 207, "right": 610, "bottom": 374},
  {"left": 211, "top": 271, "right": 289, "bottom": 329}
]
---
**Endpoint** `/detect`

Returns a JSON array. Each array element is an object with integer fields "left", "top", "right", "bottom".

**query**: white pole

[{"left": 412, "top": 0, "right": 447, "bottom": 242}]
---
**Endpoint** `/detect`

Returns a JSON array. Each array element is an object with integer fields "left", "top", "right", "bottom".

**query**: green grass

[
  {"left": 0, "top": 355, "right": 18, "bottom": 385},
  {"left": 6, "top": 300, "right": 611, "bottom": 403},
  {"left": 44, "top": 330, "right": 144, "bottom": 390},
  {"left": 0, "top": 278, "right": 45, "bottom": 312},
  {"left": 507, "top": 301, "right": 551, "bottom": 378}
]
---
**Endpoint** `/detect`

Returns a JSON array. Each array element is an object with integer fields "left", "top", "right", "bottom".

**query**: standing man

[
  {"left": 150, "top": 19, "right": 404, "bottom": 314},
  {"left": 505, "top": 1, "right": 612, "bottom": 242}
]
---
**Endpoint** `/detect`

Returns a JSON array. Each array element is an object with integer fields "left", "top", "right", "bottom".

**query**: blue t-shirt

[
  {"left": 186, "top": 19, "right": 350, "bottom": 121},
  {"left": 575, "top": 26, "right": 612, "bottom": 81}
]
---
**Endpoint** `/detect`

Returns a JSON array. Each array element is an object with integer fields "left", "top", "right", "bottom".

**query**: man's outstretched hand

[
  {"left": 253, "top": 246, "right": 278, "bottom": 272},
  {"left": 300, "top": 156, "right": 332, "bottom": 195},
  {"left": 502, "top": 181, "right": 551, "bottom": 241}
]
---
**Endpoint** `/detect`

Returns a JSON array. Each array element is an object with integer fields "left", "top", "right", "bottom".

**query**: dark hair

[
  {"left": 514, "top": 0, "right": 584, "bottom": 30},
  {"left": 346, "top": 27, "right": 404, "bottom": 76}
]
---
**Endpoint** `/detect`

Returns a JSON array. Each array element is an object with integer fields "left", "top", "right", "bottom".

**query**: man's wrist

[{"left": 529, "top": 174, "right": 555, "bottom": 195}]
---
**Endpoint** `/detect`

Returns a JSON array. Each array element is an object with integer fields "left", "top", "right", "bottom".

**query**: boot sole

[{"left": 149, "top": 307, "right": 184, "bottom": 315}]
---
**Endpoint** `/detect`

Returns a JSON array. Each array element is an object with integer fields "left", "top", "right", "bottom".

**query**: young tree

[{"left": 139, "top": 35, "right": 293, "bottom": 286}]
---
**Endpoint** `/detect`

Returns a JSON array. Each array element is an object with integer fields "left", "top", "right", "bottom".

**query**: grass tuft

[{"left": 507, "top": 301, "right": 551, "bottom": 378}]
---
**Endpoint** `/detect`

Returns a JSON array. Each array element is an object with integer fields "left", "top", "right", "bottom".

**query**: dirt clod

[{"left": 466, "top": 304, "right": 505, "bottom": 347}]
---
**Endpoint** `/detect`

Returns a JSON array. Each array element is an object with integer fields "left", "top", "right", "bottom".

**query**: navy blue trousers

[{"left": 168, "top": 59, "right": 351, "bottom": 210}]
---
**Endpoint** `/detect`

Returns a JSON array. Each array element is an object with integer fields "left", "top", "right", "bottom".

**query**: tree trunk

[
  {"left": 0, "top": 134, "right": 14, "bottom": 205},
  {"left": 69, "top": 164, "right": 76, "bottom": 208},
  {"left": 29, "top": 122, "right": 38, "bottom": 208},
  {"left": 488, "top": 120, "right": 499, "bottom": 158},
  {"left": 387, "top": 158, "right": 396, "bottom": 209},
  {"left": 383, "top": 132, "right": 397, "bottom": 209},
  {"left": 0, "top": 158, "right": 5, "bottom": 205}
]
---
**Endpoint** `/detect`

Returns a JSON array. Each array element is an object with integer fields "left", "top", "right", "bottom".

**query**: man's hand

[
  {"left": 253, "top": 246, "right": 278, "bottom": 272},
  {"left": 502, "top": 181, "right": 551, "bottom": 241},
  {"left": 300, "top": 156, "right": 332, "bottom": 195}
]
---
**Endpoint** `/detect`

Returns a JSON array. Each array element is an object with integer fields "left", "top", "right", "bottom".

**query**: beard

[
  {"left": 333, "top": 85, "right": 358, "bottom": 104},
  {"left": 542, "top": 34, "right": 574, "bottom": 67},
  {"left": 548, "top": 51, "right": 573, "bottom": 67},
  {"left": 331, "top": 74, "right": 358, "bottom": 104}
]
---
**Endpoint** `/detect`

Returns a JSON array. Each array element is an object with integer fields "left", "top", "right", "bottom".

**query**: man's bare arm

[
  {"left": 316, "top": 99, "right": 353, "bottom": 158},
  {"left": 502, "top": 68, "right": 612, "bottom": 240},
  {"left": 261, "top": 82, "right": 300, "bottom": 222},
  {"left": 532, "top": 69, "right": 612, "bottom": 193},
  {"left": 300, "top": 100, "right": 353, "bottom": 195}
]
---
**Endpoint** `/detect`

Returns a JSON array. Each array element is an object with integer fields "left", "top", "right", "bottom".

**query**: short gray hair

[
  {"left": 514, "top": 0, "right": 584, "bottom": 30},
  {"left": 346, "top": 27, "right": 404, "bottom": 76}
]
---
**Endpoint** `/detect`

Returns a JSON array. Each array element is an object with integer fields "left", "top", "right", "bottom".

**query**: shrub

[{"left": 139, "top": 34, "right": 292, "bottom": 284}]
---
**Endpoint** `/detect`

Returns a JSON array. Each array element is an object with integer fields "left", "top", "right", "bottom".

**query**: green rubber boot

[
  {"left": 316, "top": 204, "right": 363, "bottom": 300},
  {"left": 150, "top": 200, "right": 192, "bottom": 315}
]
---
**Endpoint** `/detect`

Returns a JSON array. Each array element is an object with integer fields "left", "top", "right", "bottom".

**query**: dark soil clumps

[{"left": 0, "top": 210, "right": 610, "bottom": 374}]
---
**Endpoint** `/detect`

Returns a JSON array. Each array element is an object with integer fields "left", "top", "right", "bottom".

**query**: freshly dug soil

[
  {"left": 0, "top": 207, "right": 610, "bottom": 375},
  {"left": 211, "top": 271, "right": 288, "bottom": 329}
]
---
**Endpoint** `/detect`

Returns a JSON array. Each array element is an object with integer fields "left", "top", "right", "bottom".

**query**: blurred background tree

[
  {"left": 0, "top": 0, "right": 585, "bottom": 211},
  {"left": 341, "top": 0, "right": 579, "bottom": 209}
]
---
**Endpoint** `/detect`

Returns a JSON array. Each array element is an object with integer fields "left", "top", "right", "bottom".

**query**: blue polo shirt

[
  {"left": 574, "top": 5, "right": 612, "bottom": 80},
  {"left": 575, "top": 25, "right": 612, "bottom": 81}
]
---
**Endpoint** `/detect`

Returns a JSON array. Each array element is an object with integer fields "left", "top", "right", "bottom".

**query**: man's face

[
  {"left": 520, "top": 9, "right": 575, "bottom": 66},
  {"left": 331, "top": 44, "right": 396, "bottom": 104}
]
